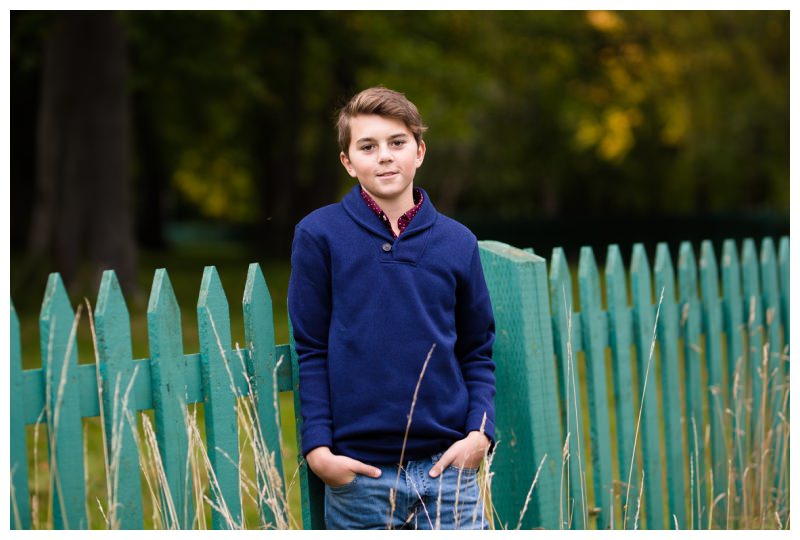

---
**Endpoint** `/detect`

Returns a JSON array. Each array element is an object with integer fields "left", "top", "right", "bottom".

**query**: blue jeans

[{"left": 324, "top": 452, "right": 489, "bottom": 530}]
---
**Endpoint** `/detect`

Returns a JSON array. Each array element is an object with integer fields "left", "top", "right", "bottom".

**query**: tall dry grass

[{"left": 15, "top": 281, "right": 788, "bottom": 530}]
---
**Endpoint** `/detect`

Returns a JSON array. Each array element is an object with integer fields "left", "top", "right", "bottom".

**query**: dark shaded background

[{"left": 10, "top": 11, "right": 789, "bottom": 302}]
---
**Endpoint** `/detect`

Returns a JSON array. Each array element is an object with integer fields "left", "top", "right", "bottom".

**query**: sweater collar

[{"left": 342, "top": 184, "right": 437, "bottom": 241}]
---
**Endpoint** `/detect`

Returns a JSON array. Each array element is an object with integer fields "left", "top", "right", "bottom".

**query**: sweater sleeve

[
  {"left": 287, "top": 225, "right": 334, "bottom": 456},
  {"left": 454, "top": 241, "right": 497, "bottom": 444}
]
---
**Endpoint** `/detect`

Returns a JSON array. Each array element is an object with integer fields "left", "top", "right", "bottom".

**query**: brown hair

[{"left": 336, "top": 86, "right": 428, "bottom": 155}]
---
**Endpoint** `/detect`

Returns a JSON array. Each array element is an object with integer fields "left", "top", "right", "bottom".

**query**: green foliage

[{"left": 11, "top": 11, "right": 789, "bottom": 225}]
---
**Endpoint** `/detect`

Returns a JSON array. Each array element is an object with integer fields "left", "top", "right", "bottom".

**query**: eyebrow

[{"left": 355, "top": 133, "right": 409, "bottom": 144}]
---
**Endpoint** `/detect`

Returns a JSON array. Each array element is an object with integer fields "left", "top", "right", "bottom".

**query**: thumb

[
  {"left": 429, "top": 450, "right": 456, "bottom": 478},
  {"left": 344, "top": 457, "right": 382, "bottom": 478}
]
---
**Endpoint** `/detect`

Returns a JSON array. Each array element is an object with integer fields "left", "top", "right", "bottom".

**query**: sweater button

[{"left": 382, "top": 242, "right": 392, "bottom": 252}]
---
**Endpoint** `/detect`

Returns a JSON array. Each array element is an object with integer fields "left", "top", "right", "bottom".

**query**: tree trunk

[{"left": 27, "top": 12, "right": 138, "bottom": 297}]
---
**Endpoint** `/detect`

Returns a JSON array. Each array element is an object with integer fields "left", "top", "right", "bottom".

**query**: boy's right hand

[{"left": 306, "top": 446, "right": 382, "bottom": 487}]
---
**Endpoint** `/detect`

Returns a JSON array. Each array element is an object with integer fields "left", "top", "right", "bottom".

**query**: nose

[{"left": 378, "top": 143, "right": 393, "bottom": 163}]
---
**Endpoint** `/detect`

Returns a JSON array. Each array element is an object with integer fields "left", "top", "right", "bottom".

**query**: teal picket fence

[{"left": 10, "top": 236, "right": 789, "bottom": 529}]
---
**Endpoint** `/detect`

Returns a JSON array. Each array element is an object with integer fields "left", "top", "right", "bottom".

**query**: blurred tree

[
  {"left": 25, "top": 12, "right": 138, "bottom": 296},
  {"left": 10, "top": 11, "right": 788, "bottom": 264}
]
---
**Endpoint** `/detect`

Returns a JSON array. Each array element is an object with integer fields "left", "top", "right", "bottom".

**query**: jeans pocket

[
  {"left": 327, "top": 473, "right": 359, "bottom": 492},
  {"left": 447, "top": 464, "right": 479, "bottom": 476}
]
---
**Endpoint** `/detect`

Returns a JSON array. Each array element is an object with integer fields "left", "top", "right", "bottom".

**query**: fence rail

[{"left": 10, "top": 236, "right": 789, "bottom": 529}]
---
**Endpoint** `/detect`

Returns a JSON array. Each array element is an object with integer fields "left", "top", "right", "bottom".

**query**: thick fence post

[
  {"left": 10, "top": 300, "right": 32, "bottom": 529},
  {"left": 653, "top": 243, "right": 688, "bottom": 529},
  {"left": 95, "top": 270, "right": 144, "bottom": 528},
  {"left": 478, "top": 240, "right": 561, "bottom": 530},
  {"left": 198, "top": 266, "right": 242, "bottom": 528},
  {"left": 147, "top": 269, "right": 195, "bottom": 528},
  {"left": 243, "top": 263, "right": 287, "bottom": 528},
  {"left": 39, "top": 273, "right": 88, "bottom": 529},
  {"left": 549, "top": 247, "right": 587, "bottom": 529},
  {"left": 577, "top": 247, "right": 614, "bottom": 530}
]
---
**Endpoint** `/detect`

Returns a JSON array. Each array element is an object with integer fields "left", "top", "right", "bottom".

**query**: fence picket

[
  {"left": 549, "top": 247, "right": 587, "bottom": 529},
  {"left": 10, "top": 300, "right": 32, "bottom": 530},
  {"left": 243, "top": 263, "right": 287, "bottom": 528},
  {"left": 287, "top": 315, "right": 325, "bottom": 530},
  {"left": 653, "top": 243, "right": 688, "bottom": 529},
  {"left": 741, "top": 239, "right": 765, "bottom": 436},
  {"left": 778, "top": 237, "right": 789, "bottom": 351},
  {"left": 720, "top": 240, "right": 745, "bottom": 523},
  {"left": 197, "top": 266, "right": 242, "bottom": 528},
  {"left": 678, "top": 242, "right": 706, "bottom": 528},
  {"left": 480, "top": 240, "right": 562, "bottom": 530},
  {"left": 776, "top": 235, "right": 790, "bottom": 525},
  {"left": 39, "top": 273, "right": 88, "bottom": 529},
  {"left": 760, "top": 239, "right": 787, "bottom": 500},
  {"left": 605, "top": 245, "right": 637, "bottom": 530},
  {"left": 147, "top": 269, "right": 195, "bottom": 528},
  {"left": 95, "top": 271, "right": 144, "bottom": 528},
  {"left": 760, "top": 239, "right": 783, "bottom": 420},
  {"left": 630, "top": 244, "right": 665, "bottom": 529},
  {"left": 577, "top": 247, "right": 614, "bottom": 530},
  {"left": 699, "top": 241, "right": 728, "bottom": 526}
]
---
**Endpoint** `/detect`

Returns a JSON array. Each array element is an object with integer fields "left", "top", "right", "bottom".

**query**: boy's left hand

[{"left": 429, "top": 431, "right": 490, "bottom": 478}]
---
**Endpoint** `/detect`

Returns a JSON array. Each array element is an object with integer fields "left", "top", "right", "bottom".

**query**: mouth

[{"left": 377, "top": 171, "right": 398, "bottom": 178}]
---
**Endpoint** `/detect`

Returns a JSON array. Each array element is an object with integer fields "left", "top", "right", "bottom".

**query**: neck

[{"left": 364, "top": 187, "right": 415, "bottom": 224}]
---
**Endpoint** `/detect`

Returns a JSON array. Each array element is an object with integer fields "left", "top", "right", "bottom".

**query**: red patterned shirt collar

[{"left": 359, "top": 187, "right": 424, "bottom": 239}]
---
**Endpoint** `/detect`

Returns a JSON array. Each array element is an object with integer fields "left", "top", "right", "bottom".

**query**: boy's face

[{"left": 340, "top": 114, "right": 426, "bottom": 207}]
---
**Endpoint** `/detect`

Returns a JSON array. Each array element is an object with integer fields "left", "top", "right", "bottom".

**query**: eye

[
  {"left": 391, "top": 139, "right": 407, "bottom": 147},
  {"left": 360, "top": 144, "right": 375, "bottom": 152}
]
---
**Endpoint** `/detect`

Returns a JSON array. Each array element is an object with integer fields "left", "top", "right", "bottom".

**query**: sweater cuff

[
  {"left": 466, "top": 411, "right": 495, "bottom": 447},
  {"left": 301, "top": 426, "right": 333, "bottom": 458}
]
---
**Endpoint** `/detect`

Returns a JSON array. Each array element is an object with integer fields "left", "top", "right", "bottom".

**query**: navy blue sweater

[{"left": 288, "top": 185, "right": 496, "bottom": 464}]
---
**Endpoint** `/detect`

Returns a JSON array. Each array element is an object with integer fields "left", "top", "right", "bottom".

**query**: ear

[
  {"left": 340, "top": 151, "right": 357, "bottom": 178},
  {"left": 415, "top": 140, "right": 426, "bottom": 168}
]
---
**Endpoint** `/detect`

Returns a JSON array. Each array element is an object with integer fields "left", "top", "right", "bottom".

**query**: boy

[{"left": 288, "top": 86, "right": 496, "bottom": 530}]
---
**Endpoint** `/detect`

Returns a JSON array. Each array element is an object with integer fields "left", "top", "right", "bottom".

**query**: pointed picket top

[
  {"left": 759, "top": 237, "right": 781, "bottom": 327},
  {"left": 549, "top": 247, "right": 574, "bottom": 314},
  {"left": 148, "top": 269, "right": 184, "bottom": 359},
  {"left": 654, "top": 243, "right": 677, "bottom": 302},
  {"left": 678, "top": 242, "right": 699, "bottom": 301},
  {"left": 244, "top": 262, "right": 273, "bottom": 310},
  {"left": 578, "top": 246, "right": 601, "bottom": 308},
  {"left": 198, "top": 265, "right": 232, "bottom": 351},
  {"left": 630, "top": 243, "right": 653, "bottom": 304},
  {"left": 605, "top": 245, "right": 628, "bottom": 301},
  {"left": 741, "top": 238, "right": 764, "bottom": 326},
  {"left": 700, "top": 241, "right": 719, "bottom": 289},
  {"left": 40, "top": 273, "right": 76, "bottom": 358},
  {"left": 95, "top": 270, "right": 134, "bottom": 366}
]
